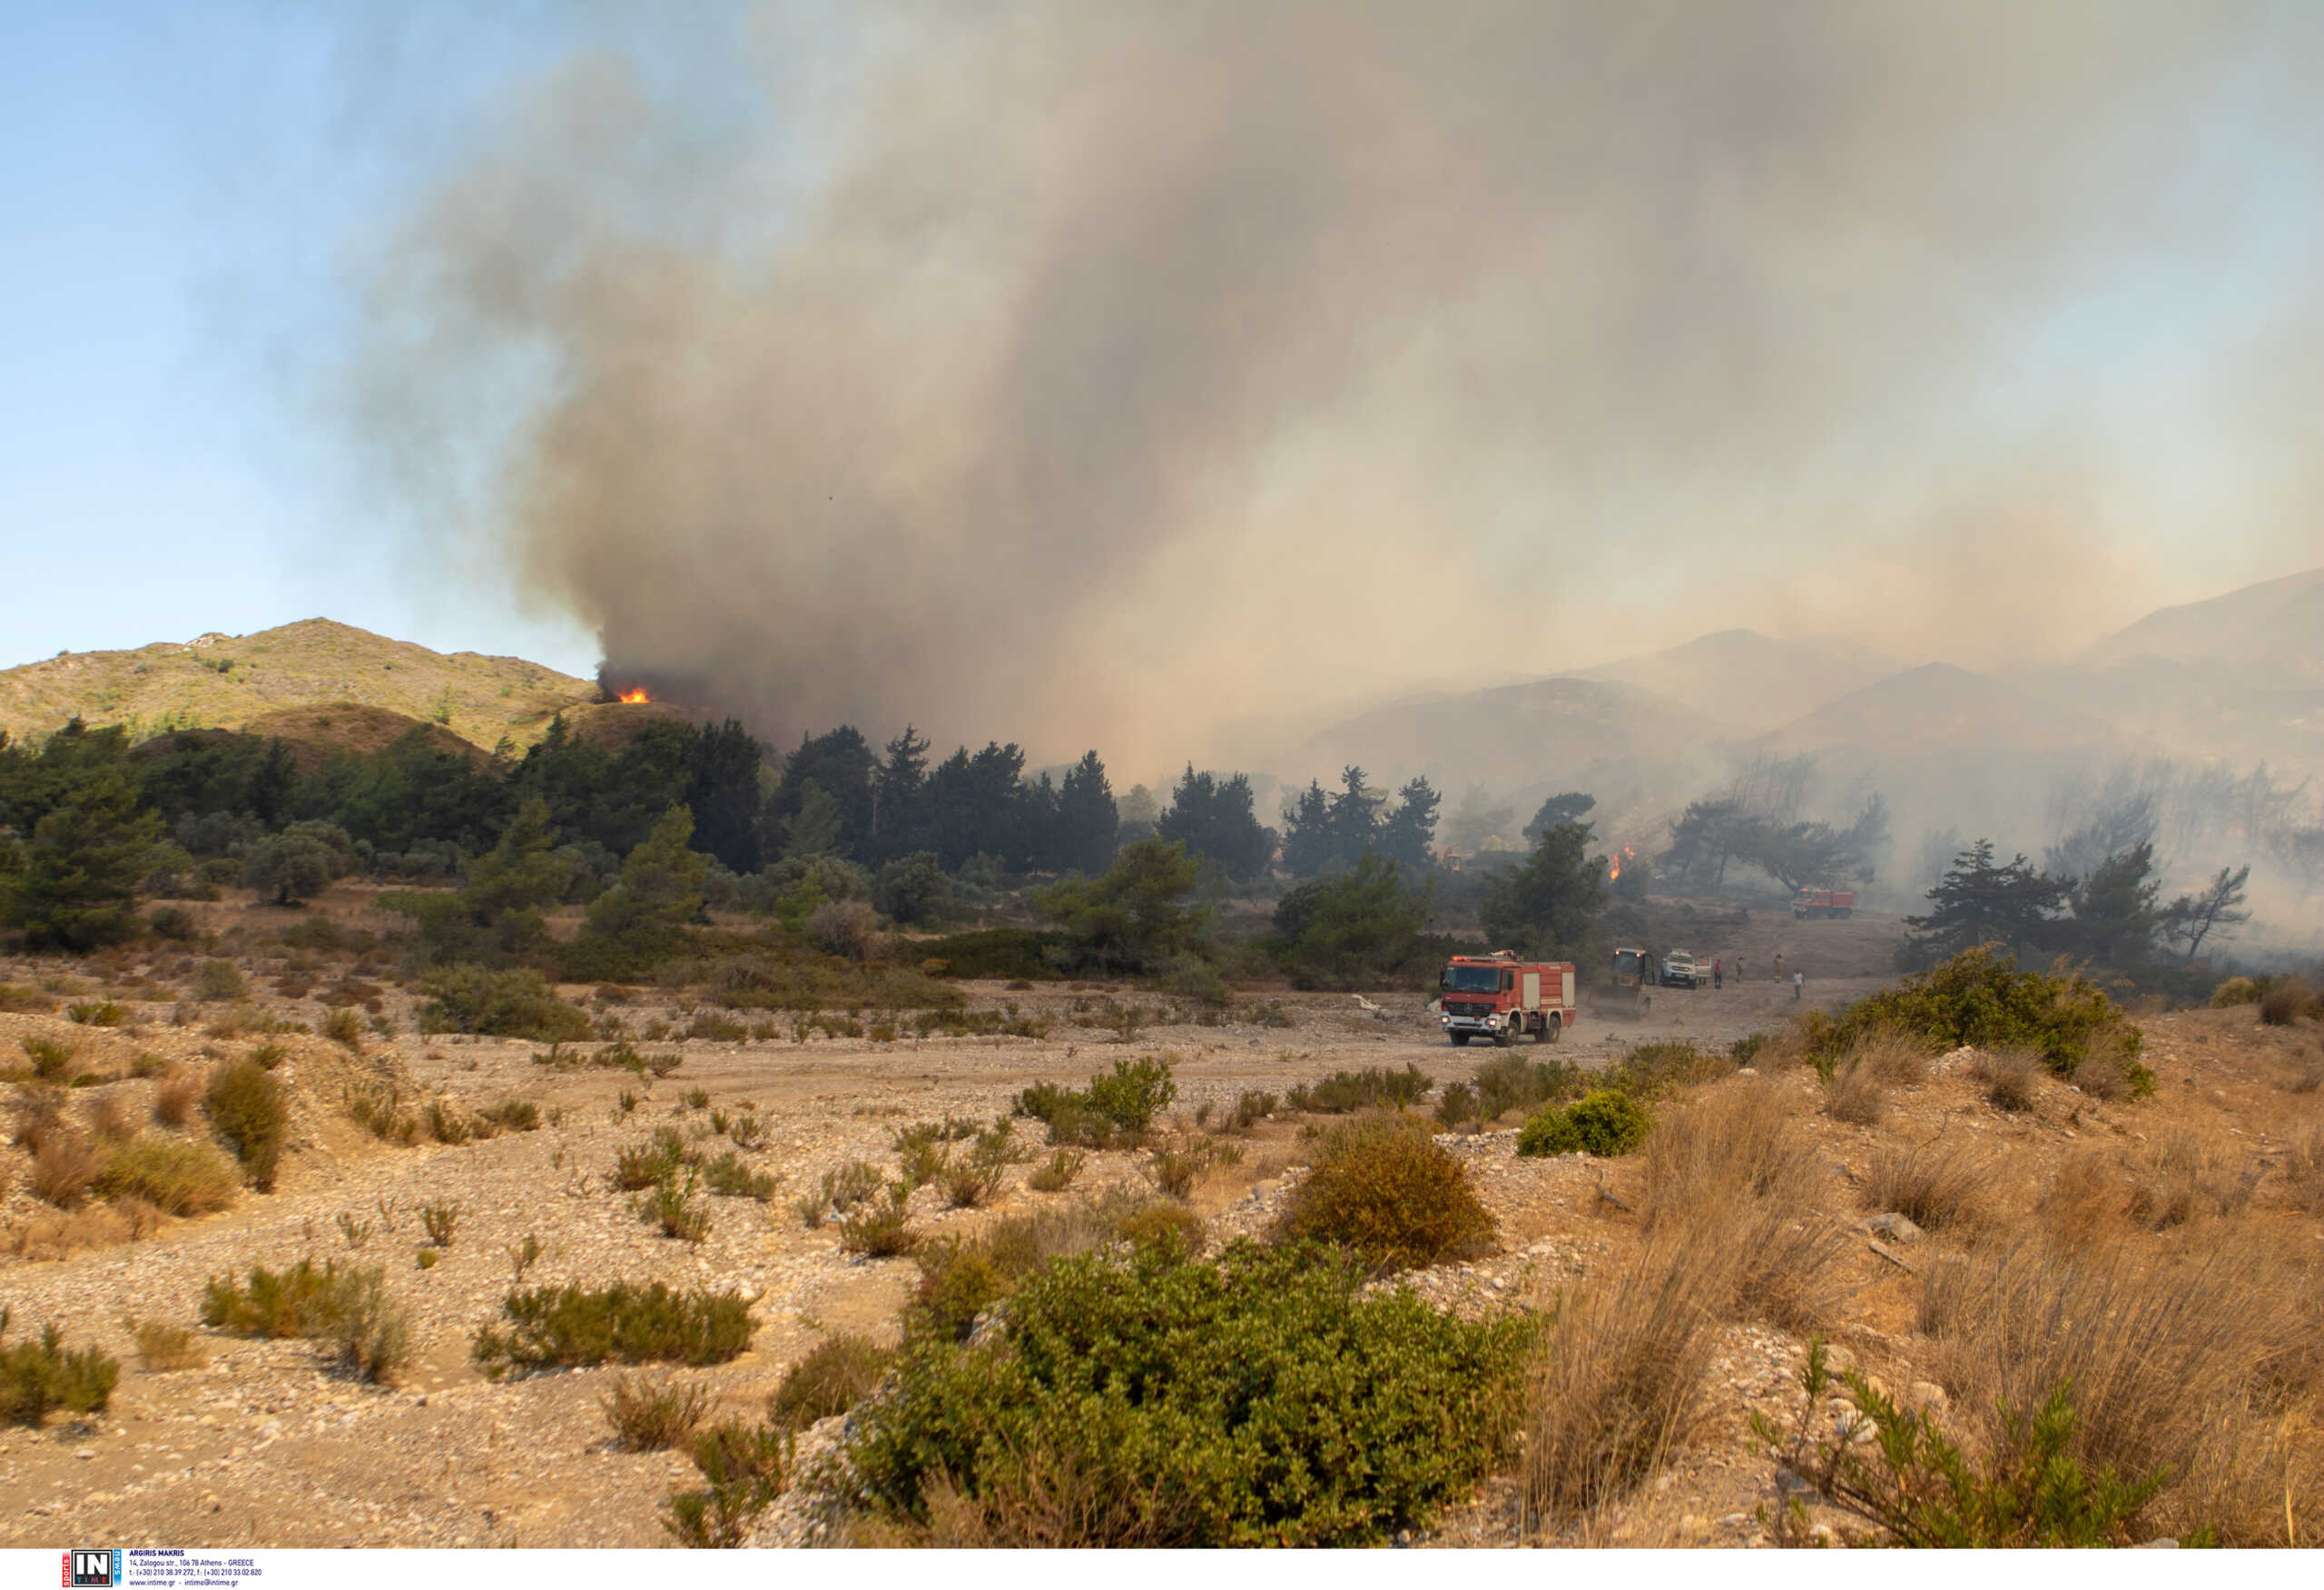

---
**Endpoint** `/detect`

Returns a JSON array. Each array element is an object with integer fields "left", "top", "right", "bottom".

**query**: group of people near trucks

[{"left": 1701, "top": 952, "right": 1805, "bottom": 999}]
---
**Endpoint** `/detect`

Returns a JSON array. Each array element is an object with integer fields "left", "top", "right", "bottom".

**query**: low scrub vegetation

[
  {"left": 202, "top": 1059, "right": 286, "bottom": 1190},
  {"left": 1012, "top": 1055, "right": 1177, "bottom": 1148},
  {"left": 665, "top": 1419, "right": 790, "bottom": 1548},
  {"left": 418, "top": 964, "right": 591, "bottom": 1044},
  {"left": 1517, "top": 1090, "right": 1651, "bottom": 1158},
  {"left": 601, "top": 1373, "right": 711, "bottom": 1450},
  {"left": 92, "top": 1134, "right": 239, "bottom": 1216},
  {"left": 1864, "top": 1138, "right": 1993, "bottom": 1232},
  {"left": 832, "top": 1240, "right": 1530, "bottom": 1546},
  {"left": 472, "top": 1282, "right": 754, "bottom": 1376},
  {"left": 201, "top": 1259, "right": 409, "bottom": 1382},
  {"left": 1797, "top": 947, "right": 2148, "bottom": 1090},
  {"left": 1284, "top": 1063, "right": 1431, "bottom": 1114},
  {"left": 0, "top": 1311, "right": 120, "bottom": 1425},
  {"left": 769, "top": 1333, "right": 893, "bottom": 1432},
  {"left": 1274, "top": 1114, "right": 1493, "bottom": 1272}
]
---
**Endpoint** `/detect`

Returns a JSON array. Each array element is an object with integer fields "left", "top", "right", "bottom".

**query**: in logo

[{"left": 64, "top": 1549, "right": 119, "bottom": 1588}]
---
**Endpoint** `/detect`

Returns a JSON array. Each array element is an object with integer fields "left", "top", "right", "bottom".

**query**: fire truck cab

[{"left": 1438, "top": 951, "right": 1580, "bottom": 1047}]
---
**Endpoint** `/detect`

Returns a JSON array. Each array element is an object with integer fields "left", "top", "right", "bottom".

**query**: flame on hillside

[
  {"left": 1609, "top": 844, "right": 1636, "bottom": 880},
  {"left": 617, "top": 688, "right": 651, "bottom": 704}
]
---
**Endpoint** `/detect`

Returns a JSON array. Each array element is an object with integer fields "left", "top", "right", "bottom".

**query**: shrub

[
  {"left": 203, "top": 1060, "right": 287, "bottom": 1190},
  {"left": 1274, "top": 1114, "right": 1494, "bottom": 1272},
  {"left": 129, "top": 1318, "right": 205, "bottom": 1371},
  {"left": 1471, "top": 1054, "right": 1586, "bottom": 1123},
  {"left": 1801, "top": 947, "right": 2146, "bottom": 1086},
  {"left": 1517, "top": 1090, "right": 1652, "bottom": 1158},
  {"left": 201, "top": 1260, "right": 408, "bottom": 1381},
  {"left": 483, "top": 1098, "right": 540, "bottom": 1133},
  {"left": 795, "top": 1160, "right": 884, "bottom": 1227},
  {"left": 665, "top": 1420, "right": 789, "bottom": 1547},
  {"left": 1433, "top": 1081, "right": 1480, "bottom": 1131},
  {"left": 1285, "top": 1063, "right": 1433, "bottom": 1114},
  {"left": 770, "top": 1333, "right": 894, "bottom": 1432},
  {"left": 832, "top": 1240, "right": 1531, "bottom": 1546},
  {"left": 638, "top": 1178, "right": 712, "bottom": 1244},
  {"left": 2208, "top": 977, "right": 2260, "bottom": 1007},
  {"left": 809, "top": 898, "right": 880, "bottom": 960},
  {"left": 0, "top": 1313, "right": 120, "bottom": 1425},
  {"left": 602, "top": 1373, "right": 711, "bottom": 1450},
  {"left": 2258, "top": 977, "right": 2312, "bottom": 1026},
  {"left": 703, "top": 1153, "right": 781, "bottom": 1202},
  {"left": 320, "top": 1007, "right": 363, "bottom": 1050},
  {"left": 941, "top": 1124, "right": 1029, "bottom": 1209},
  {"left": 836, "top": 1183, "right": 917, "bottom": 1257},
  {"left": 1013, "top": 1055, "right": 1177, "bottom": 1147},
  {"left": 472, "top": 1282, "right": 755, "bottom": 1375},
  {"left": 1756, "top": 1342, "right": 2169, "bottom": 1546},
  {"left": 0, "top": 984, "right": 57, "bottom": 1013},
  {"left": 1026, "top": 1147, "right": 1086, "bottom": 1192},
  {"left": 612, "top": 1128, "right": 691, "bottom": 1191},
  {"left": 193, "top": 959, "right": 246, "bottom": 1001},
  {"left": 727, "top": 1111, "right": 769, "bottom": 1150},
  {"left": 93, "top": 1135, "right": 238, "bottom": 1216},
  {"left": 23, "top": 1035, "right": 74, "bottom": 1082},
  {"left": 67, "top": 999, "right": 128, "bottom": 1027},
  {"left": 1600, "top": 1040, "right": 1731, "bottom": 1097},
  {"left": 419, "top": 1201, "right": 462, "bottom": 1246},
  {"left": 418, "top": 964, "right": 590, "bottom": 1044}
]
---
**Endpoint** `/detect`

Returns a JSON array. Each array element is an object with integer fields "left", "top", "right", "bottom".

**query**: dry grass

[
  {"left": 29, "top": 1131, "right": 104, "bottom": 1209},
  {"left": 129, "top": 1318, "right": 206, "bottom": 1371},
  {"left": 2122, "top": 1131, "right": 2258, "bottom": 1231},
  {"left": 1823, "top": 1061, "right": 1886, "bottom": 1126},
  {"left": 1971, "top": 1045, "right": 2042, "bottom": 1113},
  {"left": 1861, "top": 1136, "right": 1992, "bottom": 1231},
  {"left": 6, "top": 1203, "right": 143, "bottom": 1260},
  {"left": 1521, "top": 1234, "right": 1722, "bottom": 1531},
  {"left": 2070, "top": 1051, "right": 2136, "bottom": 1100},
  {"left": 1917, "top": 1234, "right": 2320, "bottom": 1545},
  {"left": 1639, "top": 1081, "right": 1850, "bottom": 1332},
  {"left": 1845, "top": 1026, "right": 1933, "bottom": 1085},
  {"left": 2283, "top": 1051, "right": 2324, "bottom": 1094},
  {"left": 601, "top": 1373, "right": 711, "bottom": 1450},
  {"left": 85, "top": 1093, "right": 136, "bottom": 1143},
  {"left": 2258, "top": 978, "right": 2313, "bottom": 1026},
  {"left": 153, "top": 1072, "right": 200, "bottom": 1128},
  {"left": 2282, "top": 1126, "right": 2324, "bottom": 1215}
]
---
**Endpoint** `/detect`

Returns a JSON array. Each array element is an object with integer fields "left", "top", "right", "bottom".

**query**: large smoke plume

[{"left": 349, "top": 1, "right": 2320, "bottom": 769}]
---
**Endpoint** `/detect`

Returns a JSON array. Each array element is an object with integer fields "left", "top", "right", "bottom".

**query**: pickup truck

[{"left": 1659, "top": 950, "right": 1707, "bottom": 988}]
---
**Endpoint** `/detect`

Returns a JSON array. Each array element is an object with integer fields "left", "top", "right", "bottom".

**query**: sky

[{"left": 4, "top": 3, "right": 2322, "bottom": 760}]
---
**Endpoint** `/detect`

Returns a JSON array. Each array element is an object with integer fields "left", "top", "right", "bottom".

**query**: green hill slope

[{"left": 0, "top": 618, "right": 597, "bottom": 752}]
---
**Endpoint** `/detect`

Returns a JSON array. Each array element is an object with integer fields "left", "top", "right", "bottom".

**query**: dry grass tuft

[
  {"left": 2283, "top": 1051, "right": 2324, "bottom": 1094},
  {"left": 2257, "top": 978, "right": 2313, "bottom": 1027},
  {"left": 29, "top": 1131, "right": 104, "bottom": 1209},
  {"left": 2280, "top": 1126, "right": 2324, "bottom": 1215},
  {"left": 129, "top": 1318, "right": 206, "bottom": 1371},
  {"left": 1640, "top": 1081, "right": 1850, "bottom": 1332},
  {"left": 1846, "top": 1026, "right": 1933, "bottom": 1085},
  {"left": 1862, "top": 1137, "right": 1992, "bottom": 1232},
  {"left": 6, "top": 1203, "right": 139, "bottom": 1260},
  {"left": 1823, "top": 1061, "right": 1886, "bottom": 1126},
  {"left": 153, "top": 1071, "right": 200, "bottom": 1128},
  {"left": 1971, "top": 1045, "right": 2042, "bottom": 1113},
  {"left": 1521, "top": 1234, "right": 1722, "bottom": 1530},
  {"left": 1917, "top": 1234, "right": 2320, "bottom": 1545},
  {"left": 2122, "top": 1131, "right": 2257, "bottom": 1231},
  {"left": 2070, "top": 1051, "right": 2135, "bottom": 1100},
  {"left": 601, "top": 1373, "right": 711, "bottom": 1450}
]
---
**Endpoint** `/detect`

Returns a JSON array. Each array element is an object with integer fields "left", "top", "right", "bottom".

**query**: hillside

[
  {"left": 0, "top": 618, "right": 597, "bottom": 752},
  {"left": 1767, "top": 662, "right": 2114, "bottom": 759},
  {"left": 1577, "top": 628, "right": 1893, "bottom": 736},
  {"left": 2083, "top": 564, "right": 2324, "bottom": 676},
  {"left": 1303, "top": 675, "right": 1721, "bottom": 789}
]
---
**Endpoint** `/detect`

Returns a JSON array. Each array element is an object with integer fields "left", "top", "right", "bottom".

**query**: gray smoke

[{"left": 346, "top": 1, "right": 2321, "bottom": 768}]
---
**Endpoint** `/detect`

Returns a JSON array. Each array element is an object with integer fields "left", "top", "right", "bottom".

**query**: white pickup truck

[{"left": 1659, "top": 950, "right": 1708, "bottom": 988}]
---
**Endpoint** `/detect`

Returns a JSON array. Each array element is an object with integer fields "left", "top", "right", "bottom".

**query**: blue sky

[{"left": 3, "top": 3, "right": 2320, "bottom": 692}]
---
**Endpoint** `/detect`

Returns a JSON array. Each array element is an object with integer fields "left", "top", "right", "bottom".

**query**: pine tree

[
  {"left": 1902, "top": 839, "right": 2071, "bottom": 965},
  {"left": 1481, "top": 820, "right": 1607, "bottom": 957},
  {"left": 1376, "top": 778, "right": 1441, "bottom": 869},
  {"left": 1053, "top": 751, "right": 1119, "bottom": 877},
  {"left": 1277, "top": 780, "right": 1334, "bottom": 878},
  {"left": 3, "top": 766, "right": 162, "bottom": 951},
  {"left": 1156, "top": 765, "right": 1275, "bottom": 881}
]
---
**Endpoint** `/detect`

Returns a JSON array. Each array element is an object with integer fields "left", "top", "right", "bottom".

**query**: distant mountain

[
  {"left": 1577, "top": 628, "right": 1893, "bottom": 735},
  {"left": 2083, "top": 564, "right": 2324, "bottom": 677},
  {"left": 1768, "top": 662, "right": 2115, "bottom": 759},
  {"left": 0, "top": 619, "right": 597, "bottom": 752},
  {"left": 1302, "top": 676, "right": 1720, "bottom": 790}
]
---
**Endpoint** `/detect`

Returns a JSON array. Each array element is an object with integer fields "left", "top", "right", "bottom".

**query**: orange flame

[
  {"left": 618, "top": 688, "right": 651, "bottom": 704},
  {"left": 1609, "top": 843, "right": 1636, "bottom": 880}
]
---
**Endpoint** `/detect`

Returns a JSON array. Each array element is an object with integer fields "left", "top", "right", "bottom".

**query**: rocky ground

[{"left": 2, "top": 905, "right": 2317, "bottom": 1549}]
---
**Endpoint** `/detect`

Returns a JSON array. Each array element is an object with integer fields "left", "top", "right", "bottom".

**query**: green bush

[
  {"left": 703, "top": 1153, "right": 781, "bottom": 1202},
  {"left": 0, "top": 1311, "right": 119, "bottom": 1425},
  {"left": 2208, "top": 977, "right": 2259, "bottom": 1007},
  {"left": 1285, "top": 1063, "right": 1433, "bottom": 1114},
  {"left": 21, "top": 1035, "right": 74, "bottom": 1082},
  {"left": 471, "top": 1282, "right": 754, "bottom": 1376},
  {"left": 602, "top": 1373, "right": 710, "bottom": 1450},
  {"left": 665, "top": 1419, "right": 789, "bottom": 1547},
  {"left": 770, "top": 1334, "right": 894, "bottom": 1431},
  {"left": 1274, "top": 1114, "right": 1493, "bottom": 1271},
  {"left": 911, "top": 928, "right": 1067, "bottom": 981},
  {"left": 417, "top": 964, "right": 591, "bottom": 1044},
  {"left": 1014, "top": 1055, "right": 1177, "bottom": 1147},
  {"left": 93, "top": 1134, "right": 239, "bottom": 1215},
  {"left": 1469, "top": 1054, "right": 1585, "bottom": 1122},
  {"left": 1755, "top": 1342, "right": 2174, "bottom": 1547},
  {"left": 1517, "top": 1090, "right": 1652, "bottom": 1158},
  {"left": 201, "top": 1260, "right": 408, "bottom": 1382},
  {"left": 1800, "top": 947, "right": 2147, "bottom": 1089},
  {"left": 832, "top": 1240, "right": 1531, "bottom": 1546},
  {"left": 203, "top": 1059, "right": 287, "bottom": 1190}
]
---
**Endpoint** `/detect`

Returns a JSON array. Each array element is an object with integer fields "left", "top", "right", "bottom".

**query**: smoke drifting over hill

[{"left": 348, "top": 2, "right": 2323, "bottom": 765}]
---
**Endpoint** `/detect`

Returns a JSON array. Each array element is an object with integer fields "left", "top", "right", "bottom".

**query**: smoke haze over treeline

[{"left": 345, "top": 1, "right": 2324, "bottom": 770}]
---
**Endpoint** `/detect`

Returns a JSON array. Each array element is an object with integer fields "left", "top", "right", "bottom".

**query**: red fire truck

[
  {"left": 1438, "top": 950, "right": 1580, "bottom": 1046},
  {"left": 1793, "top": 887, "right": 1856, "bottom": 919}
]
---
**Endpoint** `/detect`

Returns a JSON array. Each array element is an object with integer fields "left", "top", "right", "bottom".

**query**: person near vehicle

[
  {"left": 1712, "top": 957, "right": 1723, "bottom": 990},
  {"left": 1793, "top": 969, "right": 1804, "bottom": 1002}
]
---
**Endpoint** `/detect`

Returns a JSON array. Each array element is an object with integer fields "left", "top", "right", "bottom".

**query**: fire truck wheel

[
  {"left": 1492, "top": 1026, "right": 1513, "bottom": 1047},
  {"left": 1541, "top": 1013, "right": 1561, "bottom": 1044}
]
